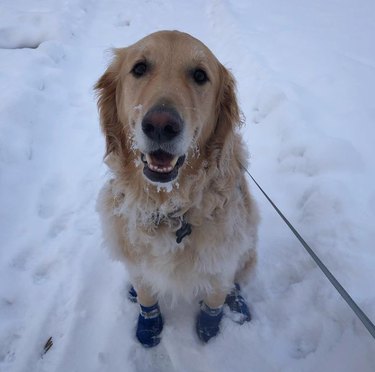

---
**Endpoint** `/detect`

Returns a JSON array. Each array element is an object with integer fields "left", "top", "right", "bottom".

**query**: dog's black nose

[{"left": 142, "top": 106, "right": 183, "bottom": 143}]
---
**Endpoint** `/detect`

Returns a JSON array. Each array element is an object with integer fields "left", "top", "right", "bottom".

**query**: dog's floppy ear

[
  {"left": 94, "top": 49, "right": 126, "bottom": 158},
  {"left": 209, "top": 64, "right": 242, "bottom": 171},
  {"left": 216, "top": 65, "right": 241, "bottom": 138}
]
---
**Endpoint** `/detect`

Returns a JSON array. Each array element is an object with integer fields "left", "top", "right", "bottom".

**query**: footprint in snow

[
  {"left": 47, "top": 211, "right": 73, "bottom": 238},
  {"left": 33, "top": 260, "right": 57, "bottom": 284},
  {"left": 253, "top": 84, "right": 287, "bottom": 124},
  {"left": 277, "top": 136, "right": 364, "bottom": 176},
  {"left": 0, "top": 332, "right": 19, "bottom": 364},
  {"left": 37, "top": 178, "right": 64, "bottom": 219}
]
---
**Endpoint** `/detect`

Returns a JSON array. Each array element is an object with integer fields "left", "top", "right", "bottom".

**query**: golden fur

[{"left": 95, "top": 31, "right": 259, "bottom": 307}]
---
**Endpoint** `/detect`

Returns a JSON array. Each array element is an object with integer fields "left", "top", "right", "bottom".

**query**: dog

[{"left": 95, "top": 30, "right": 259, "bottom": 347}]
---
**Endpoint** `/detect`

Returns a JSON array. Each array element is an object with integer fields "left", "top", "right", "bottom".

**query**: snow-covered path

[{"left": 1, "top": 1, "right": 375, "bottom": 371}]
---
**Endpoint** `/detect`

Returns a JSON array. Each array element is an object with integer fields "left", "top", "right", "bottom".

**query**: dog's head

[{"left": 95, "top": 30, "right": 240, "bottom": 185}]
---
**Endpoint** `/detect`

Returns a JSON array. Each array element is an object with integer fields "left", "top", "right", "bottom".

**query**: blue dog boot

[
  {"left": 225, "top": 283, "right": 251, "bottom": 324},
  {"left": 136, "top": 303, "right": 163, "bottom": 348},
  {"left": 128, "top": 285, "right": 138, "bottom": 303},
  {"left": 196, "top": 302, "right": 223, "bottom": 343}
]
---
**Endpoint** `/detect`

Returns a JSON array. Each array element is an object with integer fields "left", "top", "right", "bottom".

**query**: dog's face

[{"left": 96, "top": 31, "right": 239, "bottom": 185}]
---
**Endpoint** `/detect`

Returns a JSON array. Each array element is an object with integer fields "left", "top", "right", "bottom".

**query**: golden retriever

[{"left": 95, "top": 30, "right": 259, "bottom": 347}]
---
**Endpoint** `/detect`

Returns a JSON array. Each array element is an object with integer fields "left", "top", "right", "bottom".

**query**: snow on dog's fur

[{"left": 95, "top": 30, "right": 259, "bottom": 306}]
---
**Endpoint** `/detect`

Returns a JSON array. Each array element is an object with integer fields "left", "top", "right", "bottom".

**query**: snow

[{"left": 1, "top": 0, "right": 375, "bottom": 371}]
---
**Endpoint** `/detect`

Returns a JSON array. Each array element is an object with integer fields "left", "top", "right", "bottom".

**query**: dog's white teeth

[
  {"left": 148, "top": 164, "right": 173, "bottom": 173},
  {"left": 145, "top": 153, "right": 152, "bottom": 165},
  {"left": 170, "top": 156, "right": 179, "bottom": 168},
  {"left": 146, "top": 160, "right": 173, "bottom": 173},
  {"left": 143, "top": 154, "right": 179, "bottom": 173}
]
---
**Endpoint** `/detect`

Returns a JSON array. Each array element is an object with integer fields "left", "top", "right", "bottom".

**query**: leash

[{"left": 241, "top": 164, "right": 375, "bottom": 339}]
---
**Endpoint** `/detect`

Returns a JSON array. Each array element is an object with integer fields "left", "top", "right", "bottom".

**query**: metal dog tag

[{"left": 176, "top": 220, "right": 192, "bottom": 244}]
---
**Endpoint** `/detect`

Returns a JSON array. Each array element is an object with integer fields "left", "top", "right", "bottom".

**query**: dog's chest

[{"left": 122, "top": 198, "right": 189, "bottom": 247}]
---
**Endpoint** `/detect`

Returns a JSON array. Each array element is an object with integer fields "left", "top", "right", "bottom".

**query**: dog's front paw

[
  {"left": 196, "top": 302, "right": 223, "bottom": 343},
  {"left": 136, "top": 303, "right": 163, "bottom": 348}
]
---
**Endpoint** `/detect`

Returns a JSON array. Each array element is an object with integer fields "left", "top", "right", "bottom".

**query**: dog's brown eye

[
  {"left": 193, "top": 69, "right": 208, "bottom": 85},
  {"left": 131, "top": 62, "right": 148, "bottom": 77}
]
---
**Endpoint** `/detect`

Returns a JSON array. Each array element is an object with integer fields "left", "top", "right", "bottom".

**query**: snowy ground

[{"left": 1, "top": 0, "right": 375, "bottom": 371}]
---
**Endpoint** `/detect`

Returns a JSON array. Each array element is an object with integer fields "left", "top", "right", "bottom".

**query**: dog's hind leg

[
  {"left": 225, "top": 283, "right": 251, "bottom": 324},
  {"left": 224, "top": 251, "right": 257, "bottom": 324},
  {"left": 127, "top": 285, "right": 138, "bottom": 303},
  {"left": 234, "top": 250, "right": 257, "bottom": 285}
]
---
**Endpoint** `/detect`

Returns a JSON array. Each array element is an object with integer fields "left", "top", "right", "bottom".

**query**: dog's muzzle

[{"left": 140, "top": 105, "right": 186, "bottom": 183}]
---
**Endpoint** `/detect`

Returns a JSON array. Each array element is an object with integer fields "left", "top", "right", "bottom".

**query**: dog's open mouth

[{"left": 141, "top": 150, "right": 186, "bottom": 183}]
